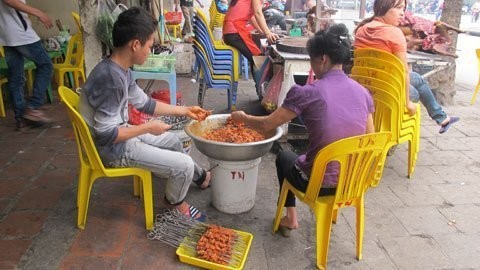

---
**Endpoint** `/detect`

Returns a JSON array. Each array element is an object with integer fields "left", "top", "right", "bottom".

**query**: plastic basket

[
  {"left": 133, "top": 54, "right": 176, "bottom": 73},
  {"left": 176, "top": 229, "right": 253, "bottom": 270},
  {"left": 165, "top": 11, "right": 182, "bottom": 25}
]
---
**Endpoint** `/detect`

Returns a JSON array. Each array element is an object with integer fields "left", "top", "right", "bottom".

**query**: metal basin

[{"left": 184, "top": 114, "right": 283, "bottom": 161}]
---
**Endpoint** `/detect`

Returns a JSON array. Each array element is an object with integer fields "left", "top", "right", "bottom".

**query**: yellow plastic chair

[
  {"left": 0, "top": 46, "right": 36, "bottom": 97},
  {"left": 54, "top": 33, "right": 85, "bottom": 89},
  {"left": 58, "top": 86, "right": 154, "bottom": 230},
  {"left": 353, "top": 51, "right": 420, "bottom": 178},
  {"left": 471, "top": 48, "right": 480, "bottom": 105},
  {"left": 71, "top": 12, "right": 82, "bottom": 33},
  {"left": 272, "top": 132, "right": 392, "bottom": 269}
]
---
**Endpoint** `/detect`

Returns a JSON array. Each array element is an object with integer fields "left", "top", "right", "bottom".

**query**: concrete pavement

[{"left": 0, "top": 59, "right": 479, "bottom": 269}]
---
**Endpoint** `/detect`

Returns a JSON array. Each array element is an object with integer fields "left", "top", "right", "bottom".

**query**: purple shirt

[{"left": 282, "top": 69, "right": 374, "bottom": 187}]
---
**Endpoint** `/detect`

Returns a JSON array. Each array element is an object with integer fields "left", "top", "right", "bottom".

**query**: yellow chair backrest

[
  {"left": 71, "top": 11, "right": 83, "bottom": 33},
  {"left": 58, "top": 86, "right": 104, "bottom": 172},
  {"left": 351, "top": 66, "right": 403, "bottom": 95},
  {"left": 0, "top": 46, "right": 4, "bottom": 57},
  {"left": 65, "top": 33, "right": 84, "bottom": 68},
  {"left": 354, "top": 47, "right": 404, "bottom": 71},
  {"left": 209, "top": 0, "right": 225, "bottom": 30}
]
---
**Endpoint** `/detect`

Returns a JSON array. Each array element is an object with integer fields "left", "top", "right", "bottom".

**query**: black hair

[
  {"left": 112, "top": 7, "right": 158, "bottom": 48},
  {"left": 355, "top": 0, "right": 406, "bottom": 34},
  {"left": 306, "top": 23, "right": 351, "bottom": 64}
]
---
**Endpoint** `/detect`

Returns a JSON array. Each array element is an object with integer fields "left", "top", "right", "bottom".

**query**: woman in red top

[{"left": 223, "top": 0, "right": 279, "bottom": 63}]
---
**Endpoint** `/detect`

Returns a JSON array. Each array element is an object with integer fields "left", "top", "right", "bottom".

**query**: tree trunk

[
  {"left": 440, "top": 0, "right": 464, "bottom": 48},
  {"left": 78, "top": 0, "right": 103, "bottom": 77}
]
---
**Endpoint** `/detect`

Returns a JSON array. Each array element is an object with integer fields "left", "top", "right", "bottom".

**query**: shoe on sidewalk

[
  {"left": 16, "top": 118, "right": 30, "bottom": 132},
  {"left": 23, "top": 108, "right": 53, "bottom": 123},
  {"left": 439, "top": 116, "right": 460, "bottom": 134}
]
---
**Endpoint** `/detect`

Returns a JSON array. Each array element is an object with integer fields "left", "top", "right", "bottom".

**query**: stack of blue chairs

[{"left": 192, "top": 8, "right": 240, "bottom": 111}]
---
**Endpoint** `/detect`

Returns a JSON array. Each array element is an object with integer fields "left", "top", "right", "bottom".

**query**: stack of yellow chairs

[
  {"left": 351, "top": 48, "right": 420, "bottom": 183},
  {"left": 58, "top": 86, "right": 154, "bottom": 230},
  {"left": 209, "top": 0, "right": 226, "bottom": 30},
  {"left": 53, "top": 33, "right": 85, "bottom": 90},
  {"left": 273, "top": 132, "right": 392, "bottom": 269}
]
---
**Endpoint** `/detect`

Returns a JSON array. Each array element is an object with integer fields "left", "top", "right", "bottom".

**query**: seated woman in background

[
  {"left": 354, "top": 0, "right": 459, "bottom": 134},
  {"left": 223, "top": 0, "right": 279, "bottom": 64},
  {"left": 231, "top": 24, "right": 375, "bottom": 237}
]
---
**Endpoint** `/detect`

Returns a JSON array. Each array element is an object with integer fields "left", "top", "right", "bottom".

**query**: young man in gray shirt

[{"left": 79, "top": 7, "right": 211, "bottom": 221}]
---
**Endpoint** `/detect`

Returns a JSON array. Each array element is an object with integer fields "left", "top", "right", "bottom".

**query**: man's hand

[
  {"left": 184, "top": 106, "right": 212, "bottom": 120},
  {"left": 37, "top": 10, "right": 53, "bottom": 29},
  {"left": 175, "top": 5, "right": 179, "bottom": 12},
  {"left": 145, "top": 120, "right": 171, "bottom": 135}
]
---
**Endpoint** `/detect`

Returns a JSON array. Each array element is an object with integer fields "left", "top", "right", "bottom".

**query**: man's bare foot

[{"left": 199, "top": 171, "right": 211, "bottom": 189}]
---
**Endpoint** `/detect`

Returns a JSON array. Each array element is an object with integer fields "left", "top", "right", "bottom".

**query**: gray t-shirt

[
  {"left": 79, "top": 59, "right": 156, "bottom": 164},
  {"left": 0, "top": 0, "right": 40, "bottom": 46}
]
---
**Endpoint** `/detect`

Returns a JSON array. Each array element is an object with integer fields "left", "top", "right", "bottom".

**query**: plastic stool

[
  {"left": 166, "top": 24, "right": 182, "bottom": 39},
  {"left": 131, "top": 70, "right": 177, "bottom": 105}
]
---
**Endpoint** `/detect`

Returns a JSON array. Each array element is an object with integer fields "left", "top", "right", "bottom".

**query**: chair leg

[
  {"left": 331, "top": 209, "right": 339, "bottom": 224},
  {"left": 0, "top": 87, "right": 5, "bottom": 117},
  {"left": 471, "top": 81, "right": 480, "bottom": 105},
  {"left": 140, "top": 174, "right": 154, "bottom": 230},
  {"left": 272, "top": 181, "right": 289, "bottom": 234},
  {"left": 315, "top": 204, "right": 334, "bottom": 270},
  {"left": 133, "top": 176, "right": 141, "bottom": 197},
  {"left": 77, "top": 172, "right": 96, "bottom": 229},
  {"left": 356, "top": 197, "right": 365, "bottom": 260}
]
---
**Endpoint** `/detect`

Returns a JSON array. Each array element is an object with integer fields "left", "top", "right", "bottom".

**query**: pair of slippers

[{"left": 439, "top": 116, "right": 460, "bottom": 134}]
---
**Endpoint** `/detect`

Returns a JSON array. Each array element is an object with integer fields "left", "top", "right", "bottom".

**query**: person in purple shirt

[{"left": 230, "top": 24, "right": 375, "bottom": 237}]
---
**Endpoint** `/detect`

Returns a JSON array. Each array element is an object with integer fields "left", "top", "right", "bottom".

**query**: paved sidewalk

[{"left": 0, "top": 74, "right": 479, "bottom": 270}]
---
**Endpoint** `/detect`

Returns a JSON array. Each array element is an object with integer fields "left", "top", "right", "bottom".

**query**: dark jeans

[
  {"left": 223, "top": 33, "right": 254, "bottom": 63},
  {"left": 276, "top": 150, "right": 336, "bottom": 207},
  {"left": 4, "top": 41, "right": 53, "bottom": 120}
]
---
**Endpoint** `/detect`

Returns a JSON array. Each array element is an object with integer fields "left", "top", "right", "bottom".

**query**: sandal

[
  {"left": 278, "top": 225, "right": 293, "bottom": 238},
  {"left": 183, "top": 205, "right": 207, "bottom": 222},
  {"left": 194, "top": 170, "right": 212, "bottom": 190},
  {"left": 439, "top": 116, "right": 460, "bottom": 134}
]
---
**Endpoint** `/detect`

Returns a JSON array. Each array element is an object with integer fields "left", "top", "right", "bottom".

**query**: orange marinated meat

[
  {"left": 203, "top": 118, "right": 265, "bottom": 143},
  {"left": 196, "top": 110, "right": 212, "bottom": 121},
  {"left": 196, "top": 225, "right": 237, "bottom": 265}
]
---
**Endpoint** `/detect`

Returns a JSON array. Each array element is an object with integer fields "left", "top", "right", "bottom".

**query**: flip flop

[
  {"left": 195, "top": 170, "right": 212, "bottom": 190},
  {"left": 439, "top": 116, "right": 460, "bottom": 134},
  {"left": 184, "top": 205, "right": 207, "bottom": 222},
  {"left": 278, "top": 225, "right": 293, "bottom": 238}
]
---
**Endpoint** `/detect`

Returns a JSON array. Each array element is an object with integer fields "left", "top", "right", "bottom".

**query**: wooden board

[{"left": 276, "top": 37, "right": 309, "bottom": 55}]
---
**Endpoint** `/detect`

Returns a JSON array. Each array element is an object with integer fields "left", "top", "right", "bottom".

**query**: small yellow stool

[{"left": 166, "top": 24, "right": 182, "bottom": 39}]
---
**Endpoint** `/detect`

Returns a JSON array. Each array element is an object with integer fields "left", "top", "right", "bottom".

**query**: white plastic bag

[{"left": 95, "top": 0, "right": 127, "bottom": 49}]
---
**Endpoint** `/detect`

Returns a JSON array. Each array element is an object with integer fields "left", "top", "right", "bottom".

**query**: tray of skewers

[
  {"left": 147, "top": 210, "right": 253, "bottom": 270},
  {"left": 176, "top": 224, "right": 253, "bottom": 270}
]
